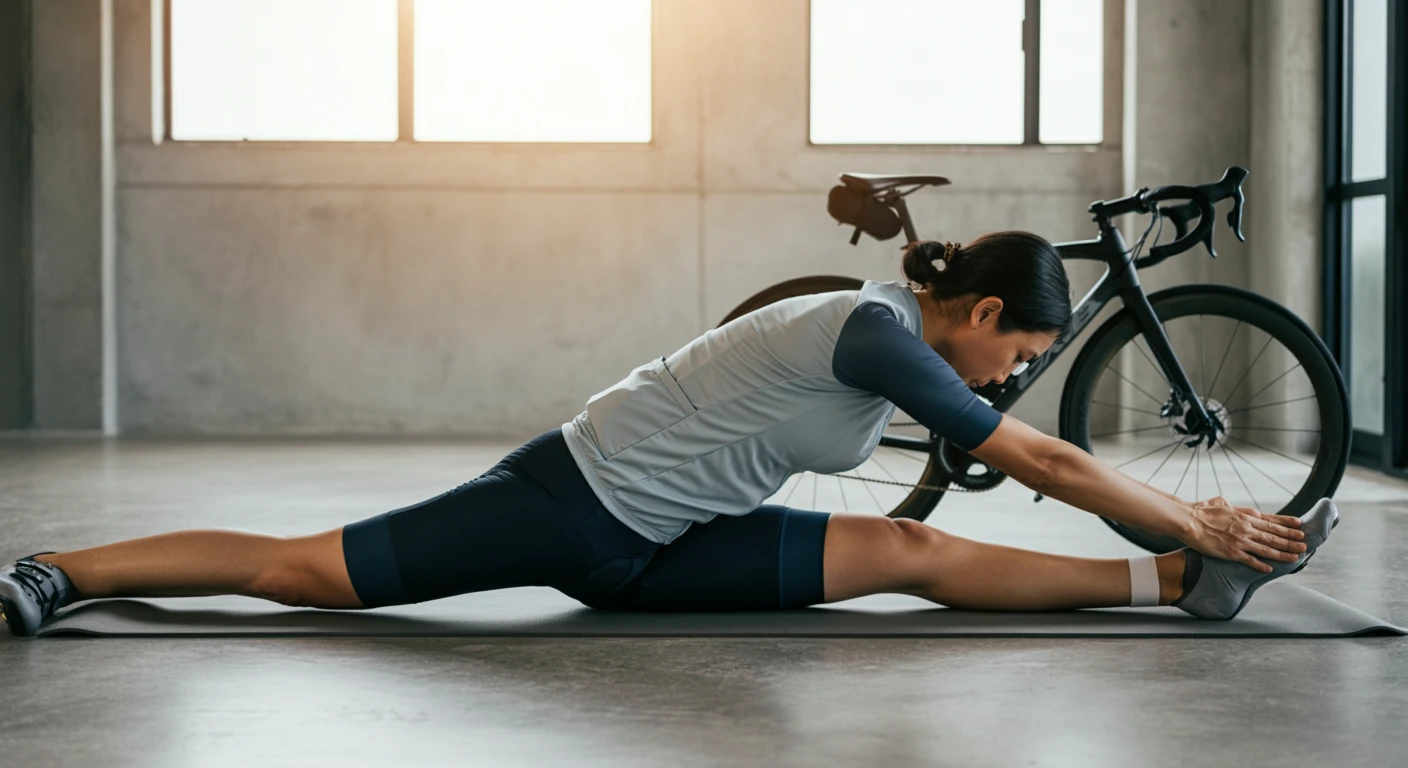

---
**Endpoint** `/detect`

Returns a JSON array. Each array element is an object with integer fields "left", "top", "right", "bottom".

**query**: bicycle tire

[
  {"left": 717, "top": 275, "right": 947, "bottom": 522},
  {"left": 1059, "top": 284, "right": 1351, "bottom": 553}
]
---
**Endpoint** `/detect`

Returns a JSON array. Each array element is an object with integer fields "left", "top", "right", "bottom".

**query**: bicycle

[{"left": 719, "top": 167, "right": 1351, "bottom": 554}]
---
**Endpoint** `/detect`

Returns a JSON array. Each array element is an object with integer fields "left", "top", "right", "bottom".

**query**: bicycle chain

[
  {"left": 822, "top": 471, "right": 991, "bottom": 494},
  {"left": 813, "top": 420, "right": 1000, "bottom": 493}
]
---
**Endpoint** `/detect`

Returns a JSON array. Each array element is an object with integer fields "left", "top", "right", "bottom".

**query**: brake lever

[{"left": 1228, "top": 184, "right": 1246, "bottom": 243}]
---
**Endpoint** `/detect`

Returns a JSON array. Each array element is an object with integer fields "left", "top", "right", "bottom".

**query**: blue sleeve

[{"left": 831, "top": 301, "right": 1002, "bottom": 452}]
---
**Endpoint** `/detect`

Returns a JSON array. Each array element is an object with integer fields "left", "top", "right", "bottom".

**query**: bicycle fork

[{"left": 1117, "top": 275, "right": 1220, "bottom": 448}]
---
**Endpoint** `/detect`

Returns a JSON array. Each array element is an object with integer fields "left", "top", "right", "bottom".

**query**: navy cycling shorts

[{"left": 341, "top": 428, "right": 832, "bottom": 611}]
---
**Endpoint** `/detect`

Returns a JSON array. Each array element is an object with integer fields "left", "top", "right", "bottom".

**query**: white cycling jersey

[{"left": 560, "top": 279, "right": 1003, "bottom": 544}]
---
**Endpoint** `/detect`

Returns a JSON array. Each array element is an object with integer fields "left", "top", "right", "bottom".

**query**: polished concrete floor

[{"left": 2, "top": 435, "right": 1407, "bottom": 767}]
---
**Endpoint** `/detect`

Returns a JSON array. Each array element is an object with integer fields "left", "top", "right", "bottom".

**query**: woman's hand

[{"left": 1181, "top": 496, "right": 1306, "bottom": 573}]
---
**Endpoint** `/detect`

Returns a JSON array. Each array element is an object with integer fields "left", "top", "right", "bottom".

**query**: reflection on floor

[{"left": 2, "top": 436, "right": 1405, "bottom": 767}]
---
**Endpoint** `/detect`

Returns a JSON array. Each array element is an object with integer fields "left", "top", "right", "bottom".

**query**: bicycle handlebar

[{"left": 1088, "top": 166, "right": 1249, "bottom": 267}]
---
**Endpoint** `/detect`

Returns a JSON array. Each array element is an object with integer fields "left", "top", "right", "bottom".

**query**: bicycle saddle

[{"left": 840, "top": 173, "right": 951, "bottom": 193}]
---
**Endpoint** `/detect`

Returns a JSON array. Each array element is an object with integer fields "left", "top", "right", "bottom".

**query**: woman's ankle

[{"left": 1156, "top": 550, "right": 1186, "bottom": 606}]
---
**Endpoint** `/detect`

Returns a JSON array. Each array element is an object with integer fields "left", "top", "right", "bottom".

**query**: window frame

[
  {"left": 805, "top": 0, "right": 1111, "bottom": 148},
  {"left": 160, "top": 0, "right": 655, "bottom": 145},
  {"left": 1323, "top": 0, "right": 1408, "bottom": 476}
]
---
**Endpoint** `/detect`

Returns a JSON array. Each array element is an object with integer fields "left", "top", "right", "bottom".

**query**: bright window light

[
  {"left": 810, "top": 0, "right": 1026, "bottom": 144},
  {"left": 414, "top": 0, "right": 652, "bottom": 142},
  {"left": 171, "top": 0, "right": 398, "bottom": 141},
  {"left": 1039, "top": 0, "right": 1103, "bottom": 144}
]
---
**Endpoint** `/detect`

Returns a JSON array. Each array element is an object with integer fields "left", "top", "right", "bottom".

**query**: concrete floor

[{"left": 2, "top": 436, "right": 1407, "bottom": 767}]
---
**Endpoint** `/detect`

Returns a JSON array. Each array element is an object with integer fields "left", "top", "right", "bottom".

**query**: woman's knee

[
  {"left": 888, "top": 518, "right": 952, "bottom": 587},
  {"left": 247, "top": 531, "right": 362, "bottom": 608},
  {"left": 823, "top": 514, "right": 951, "bottom": 601}
]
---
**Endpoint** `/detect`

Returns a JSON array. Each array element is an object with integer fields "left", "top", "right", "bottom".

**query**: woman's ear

[{"left": 970, "top": 297, "right": 1004, "bottom": 328}]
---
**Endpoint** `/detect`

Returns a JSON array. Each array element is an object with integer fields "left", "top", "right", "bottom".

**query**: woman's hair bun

[{"left": 901, "top": 240, "right": 962, "bottom": 287}]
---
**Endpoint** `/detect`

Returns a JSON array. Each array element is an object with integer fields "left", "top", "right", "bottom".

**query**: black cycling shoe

[{"left": 0, "top": 553, "right": 78, "bottom": 638}]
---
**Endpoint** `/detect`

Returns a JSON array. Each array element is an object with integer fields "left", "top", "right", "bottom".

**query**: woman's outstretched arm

[{"left": 969, "top": 415, "right": 1305, "bottom": 573}]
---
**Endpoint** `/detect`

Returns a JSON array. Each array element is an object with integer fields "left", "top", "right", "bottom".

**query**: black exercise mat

[{"left": 35, "top": 582, "right": 1404, "bottom": 639}]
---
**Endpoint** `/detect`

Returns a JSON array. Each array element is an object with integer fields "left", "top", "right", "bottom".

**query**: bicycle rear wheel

[
  {"left": 1059, "top": 285, "right": 1351, "bottom": 553},
  {"left": 718, "top": 276, "right": 949, "bottom": 521}
]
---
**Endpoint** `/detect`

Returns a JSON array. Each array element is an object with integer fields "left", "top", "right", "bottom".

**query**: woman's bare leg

[
  {"left": 823, "top": 513, "right": 1185, "bottom": 609},
  {"left": 29, "top": 528, "right": 364, "bottom": 609}
]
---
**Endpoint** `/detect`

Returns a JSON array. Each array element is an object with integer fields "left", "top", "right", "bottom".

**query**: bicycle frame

[{"left": 876, "top": 211, "right": 1218, "bottom": 453}]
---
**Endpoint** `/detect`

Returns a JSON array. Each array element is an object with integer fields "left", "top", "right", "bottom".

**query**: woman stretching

[{"left": 1, "top": 232, "right": 1339, "bottom": 638}]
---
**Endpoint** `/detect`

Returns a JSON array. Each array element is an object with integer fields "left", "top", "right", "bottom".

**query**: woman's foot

[
  {"left": 1171, "top": 497, "right": 1340, "bottom": 621},
  {"left": 0, "top": 553, "right": 79, "bottom": 637}
]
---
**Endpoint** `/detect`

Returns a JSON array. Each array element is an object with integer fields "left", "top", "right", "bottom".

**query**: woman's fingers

[
  {"left": 1253, "top": 534, "right": 1301, "bottom": 560},
  {"left": 1249, "top": 516, "right": 1306, "bottom": 543},
  {"left": 1244, "top": 539, "right": 1292, "bottom": 568},
  {"left": 1257, "top": 510, "right": 1303, "bottom": 529},
  {"left": 1234, "top": 550, "right": 1274, "bottom": 574}
]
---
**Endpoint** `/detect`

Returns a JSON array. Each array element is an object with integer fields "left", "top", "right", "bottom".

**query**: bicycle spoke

[
  {"left": 1227, "top": 362, "right": 1303, "bottom": 413},
  {"left": 887, "top": 447, "right": 929, "bottom": 464},
  {"left": 1199, "top": 315, "right": 1207, "bottom": 393},
  {"left": 1210, "top": 442, "right": 1223, "bottom": 497},
  {"left": 1216, "top": 444, "right": 1261, "bottom": 512},
  {"left": 1172, "top": 447, "right": 1197, "bottom": 498},
  {"left": 1226, "top": 395, "right": 1318, "bottom": 415},
  {"left": 1144, "top": 440, "right": 1183, "bottom": 485},
  {"left": 1231, "top": 426, "right": 1320, "bottom": 433},
  {"left": 1091, "top": 400, "right": 1165, "bottom": 417},
  {"left": 1114, "top": 438, "right": 1186, "bottom": 470},
  {"left": 1227, "top": 436, "right": 1315, "bottom": 469},
  {"left": 853, "top": 467, "right": 886, "bottom": 514},
  {"left": 1103, "top": 364, "right": 1168, "bottom": 408},
  {"left": 1195, "top": 448, "right": 1201, "bottom": 500},
  {"left": 1221, "top": 441, "right": 1297, "bottom": 499},
  {"left": 1130, "top": 337, "right": 1165, "bottom": 382},
  {"left": 782, "top": 473, "right": 804, "bottom": 506},
  {"left": 810, "top": 473, "right": 818, "bottom": 509},
  {"left": 1206, "top": 321, "right": 1242, "bottom": 397},
  {"left": 1219, "top": 334, "right": 1275, "bottom": 409},
  {"left": 1091, "top": 423, "right": 1168, "bottom": 438},
  {"left": 837, "top": 473, "right": 850, "bottom": 513},
  {"left": 869, "top": 450, "right": 907, "bottom": 482}
]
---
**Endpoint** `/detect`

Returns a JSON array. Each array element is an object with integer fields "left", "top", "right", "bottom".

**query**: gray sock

[{"left": 1171, "top": 498, "right": 1339, "bottom": 621}]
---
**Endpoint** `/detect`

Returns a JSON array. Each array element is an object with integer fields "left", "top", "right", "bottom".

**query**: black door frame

[{"left": 1324, "top": 0, "right": 1407, "bottom": 477}]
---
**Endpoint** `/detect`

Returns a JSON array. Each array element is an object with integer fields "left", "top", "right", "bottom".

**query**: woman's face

[{"left": 933, "top": 297, "right": 1058, "bottom": 389}]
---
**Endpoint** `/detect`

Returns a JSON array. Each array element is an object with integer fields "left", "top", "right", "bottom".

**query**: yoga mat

[{"left": 34, "top": 582, "right": 1405, "bottom": 638}]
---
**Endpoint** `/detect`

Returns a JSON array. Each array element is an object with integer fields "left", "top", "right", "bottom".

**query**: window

[
  {"left": 1324, "top": 0, "right": 1407, "bottom": 474},
  {"left": 809, "top": 0, "right": 1103, "bottom": 145},
  {"left": 170, "top": 0, "right": 399, "bottom": 141},
  {"left": 413, "top": 0, "right": 651, "bottom": 142},
  {"left": 167, "top": 0, "right": 652, "bottom": 143}
]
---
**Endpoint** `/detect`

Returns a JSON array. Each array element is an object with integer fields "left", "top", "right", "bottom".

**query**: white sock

[{"left": 1128, "top": 555, "right": 1161, "bottom": 607}]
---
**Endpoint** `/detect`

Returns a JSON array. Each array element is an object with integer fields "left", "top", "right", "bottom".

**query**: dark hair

[{"left": 901, "top": 231, "right": 1072, "bottom": 339}]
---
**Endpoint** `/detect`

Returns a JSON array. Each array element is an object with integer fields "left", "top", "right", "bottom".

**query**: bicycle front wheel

[
  {"left": 1059, "top": 285, "right": 1351, "bottom": 553},
  {"left": 718, "top": 275, "right": 949, "bottom": 522}
]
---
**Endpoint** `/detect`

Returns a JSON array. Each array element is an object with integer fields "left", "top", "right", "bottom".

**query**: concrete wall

[
  {"left": 0, "top": 0, "right": 31, "bottom": 429},
  {"left": 107, "top": 0, "right": 1123, "bottom": 437},
  {"left": 19, "top": 0, "right": 1323, "bottom": 439},
  {"left": 1125, "top": 0, "right": 1252, "bottom": 292},
  {"left": 1248, "top": 0, "right": 1323, "bottom": 327},
  {"left": 1248, "top": 0, "right": 1324, "bottom": 452},
  {"left": 30, "top": 0, "right": 107, "bottom": 430}
]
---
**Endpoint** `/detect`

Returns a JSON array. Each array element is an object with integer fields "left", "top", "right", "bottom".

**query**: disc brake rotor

[{"left": 1163, "top": 396, "right": 1230, "bottom": 449}]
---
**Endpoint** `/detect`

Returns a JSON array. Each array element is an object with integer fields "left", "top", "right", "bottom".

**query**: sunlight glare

[
  {"left": 414, "top": 0, "right": 652, "bottom": 142},
  {"left": 171, "top": 0, "right": 398, "bottom": 141}
]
